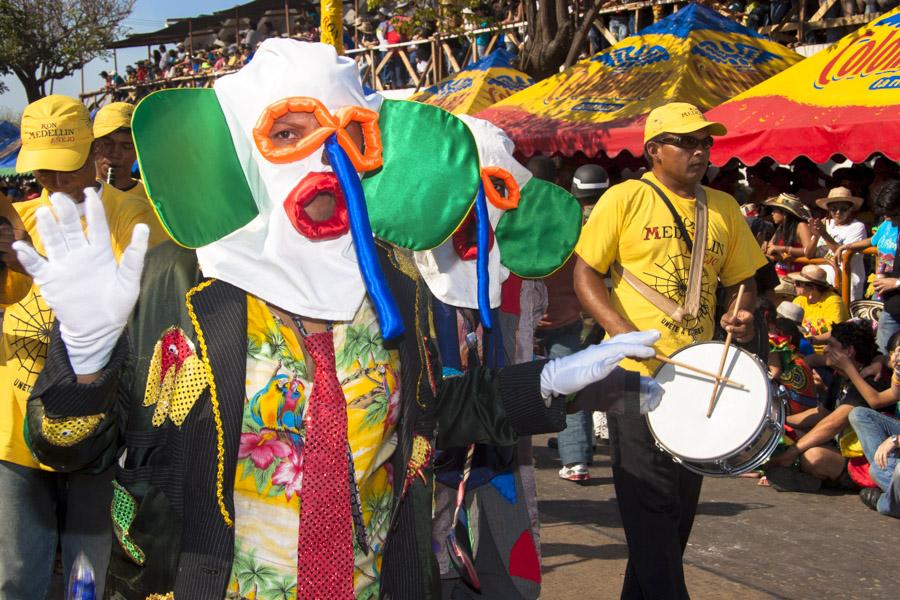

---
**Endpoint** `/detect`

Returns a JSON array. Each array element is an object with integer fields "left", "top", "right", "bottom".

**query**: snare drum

[{"left": 646, "top": 341, "right": 784, "bottom": 477}]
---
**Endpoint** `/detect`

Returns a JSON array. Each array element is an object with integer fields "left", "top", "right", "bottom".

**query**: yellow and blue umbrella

[
  {"left": 478, "top": 3, "right": 801, "bottom": 158},
  {"left": 410, "top": 48, "right": 534, "bottom": 115}
]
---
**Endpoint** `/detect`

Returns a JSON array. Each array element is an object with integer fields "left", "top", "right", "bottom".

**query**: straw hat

[
  {"left": 776, "top": 301, "right": 804, "bottom": 324},
  {"left": 788, "top": 264, "right": 831, "bottom": 289},
  {"left": 763, "top": 192, "right": 812, "bottom": 220},
  {"left": 773, "top": 279, "right": 796, "bottom": 298},
  {"left": 815, "top": 186, "right": 863, "bottom": 211}
]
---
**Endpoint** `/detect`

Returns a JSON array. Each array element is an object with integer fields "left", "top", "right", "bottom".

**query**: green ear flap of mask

[
  {"left": 132, "top": 89, "right": 258, "bottom": 248},
  {"left": 362, "top": 100, "right": 480, "bottom": 251},
  {"left": 495, "top": 178, "right": 582, "bottom": 278}
]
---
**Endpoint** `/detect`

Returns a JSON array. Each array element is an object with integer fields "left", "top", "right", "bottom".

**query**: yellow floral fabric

[{"left": 226, "top": 295, "right": 401, "bottom": 600}]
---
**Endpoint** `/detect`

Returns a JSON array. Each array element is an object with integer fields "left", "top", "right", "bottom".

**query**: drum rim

[{"left": 646, "top": 340, "right": 772, "bottom": 463}]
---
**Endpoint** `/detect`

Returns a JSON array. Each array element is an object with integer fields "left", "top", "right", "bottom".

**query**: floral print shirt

[{"left": 226, "top": 295, "right": 401, "bottom": 600}]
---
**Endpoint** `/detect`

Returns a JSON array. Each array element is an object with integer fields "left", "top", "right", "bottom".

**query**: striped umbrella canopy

[
  {"left": 707, "top": 8, "right": 900, "bottom": 166},
  {"left": 409, "top": 48, "right": 534, "bottom": 115},
  {"left": 477, "top": 3, "right": 801, "bottom": 158}
]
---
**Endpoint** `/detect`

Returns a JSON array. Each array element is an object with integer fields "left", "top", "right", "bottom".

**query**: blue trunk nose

[
  {"left": 324, "top": 134, "right": 404, "bottom": 340},
  {"left": 475, "top": 182, "right": 493, "bottom": 330}
]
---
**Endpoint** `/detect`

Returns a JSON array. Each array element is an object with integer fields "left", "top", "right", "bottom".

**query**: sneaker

[
  {"left": 558, "top": 464, "right": 590, "bottom": 482},
  {"left": 859, "top": 487, "right": 883, "bottom": 511}
]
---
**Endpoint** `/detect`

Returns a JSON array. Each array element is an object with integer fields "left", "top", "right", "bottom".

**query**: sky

[{"left": 0, "top": 0, "right": 237, "bottom": 117}]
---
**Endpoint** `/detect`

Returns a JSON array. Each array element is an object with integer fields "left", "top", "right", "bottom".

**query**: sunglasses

[
  {"left": 827, "top": 203, "right": 853, "bottom": 213},
  {"left": 654, "top": 135, "right": 714, "bottom": 151}
]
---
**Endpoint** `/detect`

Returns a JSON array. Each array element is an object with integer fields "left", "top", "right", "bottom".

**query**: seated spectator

[
  {"left": 767, "top": 320, "right": 892, "bottom": 488},
  {"left": 846, "top": 334, "right": 900, "bottom": 516},
  {"left": 850, "top": 402, "right": 900, "bottom": 517},
  {"left": 608, "top": 11, "right": 629, "bottom": 40},
  {"left": 809, "top": 186, "right": 868, "bottom": 301},
  {"left": 744, "top": 0, "right": 771, "bottom": 28},
  {"left": 743, "top": 163, "right": 775, "bottom": 217},
  {"left": 789, "top": 265, "right": 850, "bottom": 354},
  {"left": 769, "top": 315, "right": 819, "bottom": 412},
  {"left": 762, "top": 193, "right": 813, "bottom": 278},
  {"left": 212, "top": 49, "right": 225, "bottom": 71},
  {"left": 837, "top": 180, "right": 900, "bottom": 352},
  {"left": 792, "top": 157, "right": 829, "bottom": 209}
]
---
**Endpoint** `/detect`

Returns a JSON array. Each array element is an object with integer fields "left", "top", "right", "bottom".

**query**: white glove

[
  {"left": 639, "top": 377, "right": 665, "bottom": 413},
  {"left": 540, "top": 330, "right": 660, "bottom": 399},
  {"left": 13, "top": 188, "right": 149, "bottom": 374}
]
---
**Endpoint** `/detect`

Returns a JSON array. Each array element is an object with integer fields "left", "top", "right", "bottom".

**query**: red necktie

[{"left": 297, "top": 330, "right": 354, "bottom": 599}]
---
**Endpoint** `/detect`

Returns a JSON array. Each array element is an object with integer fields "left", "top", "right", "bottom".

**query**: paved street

[{"left": 533, "top": 434, "right": 898, "bottom": 600}]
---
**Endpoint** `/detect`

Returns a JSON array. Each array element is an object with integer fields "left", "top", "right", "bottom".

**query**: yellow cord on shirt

[{"left": 185, "top": 279, "right": 233, "bottom": 528}]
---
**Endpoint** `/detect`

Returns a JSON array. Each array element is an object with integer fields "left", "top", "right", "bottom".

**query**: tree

[
  {"left": 520, "top": 0, "right": 620, "bottom": 80},
  {"left": 0, "top": 0, "right": 135, "bottom": 103}
]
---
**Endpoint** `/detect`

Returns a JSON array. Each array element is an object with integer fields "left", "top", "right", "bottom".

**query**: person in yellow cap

[
  {"left": 572, "top": 102, "right": 768, "bottom": 598},
  {"left": 0, "top": 95, "right": 165, "bottom": 598},
  {"left": 92, "top": 101, "right": 148, "bottom": 199}
]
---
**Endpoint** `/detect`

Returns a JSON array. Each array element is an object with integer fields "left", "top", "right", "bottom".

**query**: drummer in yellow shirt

[
  {"left": 0, "top": 95, "right": 166, "bottom": 598},
  {"left": 573, "top": 103, "right": 767, "bottom": 599}
]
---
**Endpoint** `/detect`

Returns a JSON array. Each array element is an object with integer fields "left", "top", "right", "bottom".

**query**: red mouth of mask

[
  {"left": 283, "top": 172, "right": 350, "bottom": 240},
  {"left": 452, "top": 210, "right": 494, "bottom": 261}
]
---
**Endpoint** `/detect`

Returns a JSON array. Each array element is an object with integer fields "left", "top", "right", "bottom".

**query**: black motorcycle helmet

[{"left": 571, "top": 164, "right": 609, "bottom": 202}]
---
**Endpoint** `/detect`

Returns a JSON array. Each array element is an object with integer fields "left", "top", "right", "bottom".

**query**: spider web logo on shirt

[
  {"left": 642, "top": 253, "right": 712, "bottom": 333},
  {"left": 8, "top": 292, "right": 54, "bottom": 390}
]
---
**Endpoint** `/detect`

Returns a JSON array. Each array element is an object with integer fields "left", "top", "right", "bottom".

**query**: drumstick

[
  {"left": 707, "top": 284, "right": 746, "bottom": 418},
  {"left": 653, "top": 354, "right": 746, "bottom": 390}
]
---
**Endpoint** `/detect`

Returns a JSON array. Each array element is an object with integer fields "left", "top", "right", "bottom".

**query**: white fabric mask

[
  {"left": 196, "top": 40, "right": 383, "bottom": 320},
  {"left": 413, "top": 116, "right": 531, "bottom": 309}
]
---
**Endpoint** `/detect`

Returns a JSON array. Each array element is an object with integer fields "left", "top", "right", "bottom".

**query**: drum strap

[{"left": 613, "top": 181, "right": 709, "bottom": 324}]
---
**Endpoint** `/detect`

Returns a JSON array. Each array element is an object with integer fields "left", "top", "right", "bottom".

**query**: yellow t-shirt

[
  {"left": 120, "top": 179, "right": 149, "bottom": 201},
  {"left": 793, "top": 291, "right": 850, "bottom": 353},
  {"left": 0, "top": 184, "right": 168, "bottom": 468},
  {"left": 575, "top": 172, "right": 767, "bottom": 375}
]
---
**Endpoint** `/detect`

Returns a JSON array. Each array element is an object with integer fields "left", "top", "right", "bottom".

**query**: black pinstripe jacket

[{"left": 26, "top": 242, "right": 566, "bottom": 600}]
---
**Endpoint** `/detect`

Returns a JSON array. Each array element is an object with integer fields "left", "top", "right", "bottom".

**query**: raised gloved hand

[
  {"left": 13, "top": 188, "right": 148, "bottom": 374},
  {"left": 540, "top": 330, "right": 661, "bottom": 399}
]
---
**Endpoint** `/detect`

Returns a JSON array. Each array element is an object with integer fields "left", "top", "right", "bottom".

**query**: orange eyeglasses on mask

[
  {"left": 480, "top": 166, "right": 520, "bottom": 211},
  {"left": 252, "top": 96, "right": 383, "bottom": 172}
]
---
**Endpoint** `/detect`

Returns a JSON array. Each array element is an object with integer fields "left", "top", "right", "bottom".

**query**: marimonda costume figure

[{"left": 17, "top": 40, "right": 661, "bottom": 600}]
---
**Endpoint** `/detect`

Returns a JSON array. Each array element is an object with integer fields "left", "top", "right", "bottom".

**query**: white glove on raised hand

[
  {"left": 540, "top": 330, "right": 661, "bottom": 399},
  {"left": 13, "top": 188, "right": 149, "bottom": 374}
]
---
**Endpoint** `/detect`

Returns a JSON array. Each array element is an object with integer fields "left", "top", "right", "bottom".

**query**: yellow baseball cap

[
  {"left": 16, "top": 95, "right": 93, "bottom": 173},
  {"left": 92, "top": 102, "right": 135, "bottom": 139},
  {"left": 643, "top": 102, "right": 727, "bottom": 143}
]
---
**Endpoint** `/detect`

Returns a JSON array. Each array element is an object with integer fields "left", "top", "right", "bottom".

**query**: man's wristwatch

[{"left": 894, "top": 434, "right": 900, "bottom": 448}]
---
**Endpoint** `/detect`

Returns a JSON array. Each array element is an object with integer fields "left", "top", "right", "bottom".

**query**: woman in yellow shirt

[{"left": 790, "top": 264, "right": 850, "bottom": 354}]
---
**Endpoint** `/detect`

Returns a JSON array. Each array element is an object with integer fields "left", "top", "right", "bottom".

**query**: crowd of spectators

[
  {"left": 95, "top": 1, "right": 531, "bottom": 98},
  {"left": 703, "top": 154, "right": 900, "bottom": 516}
]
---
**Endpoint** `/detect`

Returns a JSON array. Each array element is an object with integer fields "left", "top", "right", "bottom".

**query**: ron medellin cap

[
  {"left": 17, "top": 95, "right": 93, "bottom": 173},
  {"left": 644, "top": 102, "right": 727, "bottom": 143}
]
